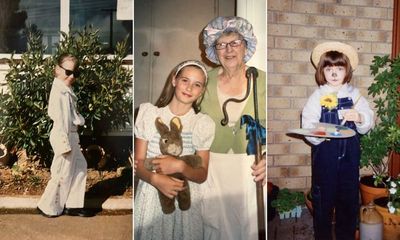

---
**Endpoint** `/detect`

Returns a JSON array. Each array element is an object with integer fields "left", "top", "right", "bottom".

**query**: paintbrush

[{"left": 340, "top": 94, "right": 362, "bottom": 125}]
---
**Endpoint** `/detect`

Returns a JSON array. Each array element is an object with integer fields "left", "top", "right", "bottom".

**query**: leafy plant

[
  {"left": 360, "top": 55, "right": 400, "bottom": 186},
  {"left": 0, "top": 25, "right": 132, "bottom": 166},
  {"left": 271, "top": 188, "right": 305, "bottom": 213}
]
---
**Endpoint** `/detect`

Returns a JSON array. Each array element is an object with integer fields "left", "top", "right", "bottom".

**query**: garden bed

[{"left": 0, "top": 165, "right": 132, "bottom": 198}]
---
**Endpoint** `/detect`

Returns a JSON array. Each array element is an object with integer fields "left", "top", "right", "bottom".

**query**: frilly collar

[{"left": 53, "top": 77, "right": 77, "bottom": 100}]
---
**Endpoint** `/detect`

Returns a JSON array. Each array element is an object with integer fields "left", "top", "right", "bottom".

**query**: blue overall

[{"left": 311, "top": 97, "right": 360, "bottom": 240}]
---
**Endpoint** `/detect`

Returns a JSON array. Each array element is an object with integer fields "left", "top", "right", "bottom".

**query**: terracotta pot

[
  {"left": 360, "top": 175, "right": 388, "bottom": 205},
  {"left": 374, "top": 197, "right": 400, "bottom": 240},
  {"left": 304, "top": 190, "right": 313, "bottom": 216},
  {"left": 84, "top": 144, "right": 106, "bottom": 169},
  {"left": 0, "top": 144, "right": 9, "bottom": 166}
]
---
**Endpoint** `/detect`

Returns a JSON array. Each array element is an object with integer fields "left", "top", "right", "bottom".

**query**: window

[
  {"left": 71, "top": 0, "right": 132, "bottom": 54},
  {"left": 0, "top": 0, "right": 132, "bottom": 55},
  {"left": 0, "top": 0, "right": 60, "bottom": 54}
]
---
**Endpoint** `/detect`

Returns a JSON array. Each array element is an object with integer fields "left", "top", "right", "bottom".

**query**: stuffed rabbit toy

[{"left": 144, "top": 116, "right": 202, "bottom": 214}]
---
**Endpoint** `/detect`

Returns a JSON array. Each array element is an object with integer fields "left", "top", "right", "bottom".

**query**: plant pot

[
  {"left": 84, "top": 144, "right": 106, "bottom": 169},
  {"left": 279, "top": 212, "right": 284, "bottom": 220},
  {"left": 360, "top": 175, "right": 388, "bottom": 205},
  {"left": 0, "top": 144, "right": 9, "bottom": 166},
  {"left": 304, "top": 190, "right": 313, "bottom": 216},
  {"left": 296, "top": 205, "right": 302, "bottom": 218},
  {"left": 284, "top": 211, "right": 290, "bottom": 219},
  {"left": 290, "top": 208, "right": 297, "bottom": 218},
  {"left": 374, "top": 197, "right": 400, "bottom": 240}
]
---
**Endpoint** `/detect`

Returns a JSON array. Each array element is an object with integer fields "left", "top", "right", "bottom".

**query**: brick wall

[{"left": 267, "top": 0, "right": 394, "bottom": 190}]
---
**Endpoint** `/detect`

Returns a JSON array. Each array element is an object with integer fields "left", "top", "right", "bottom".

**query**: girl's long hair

[
  {"left": 315, "top": 51, "right": 353, "bottom": 86},
  {"left": 155, "top": 64, "right": 207, "bottom": 113}
]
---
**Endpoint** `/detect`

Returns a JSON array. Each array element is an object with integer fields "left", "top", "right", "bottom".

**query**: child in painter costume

[{"left": 302, "top": 42, "right": 374, "bottom": 240}]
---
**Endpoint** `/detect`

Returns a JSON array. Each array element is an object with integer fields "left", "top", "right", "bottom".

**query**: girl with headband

[{"left": 134, "top": 60, "right": 215, "bottom": 239}]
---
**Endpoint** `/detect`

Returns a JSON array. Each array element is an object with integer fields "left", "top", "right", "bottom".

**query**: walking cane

[{"left": 221, "top": 67, "right": 266, "bottom": 240}]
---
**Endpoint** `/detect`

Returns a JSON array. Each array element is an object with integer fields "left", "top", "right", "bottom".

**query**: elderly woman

[{"left": 200, "top": 16, "right": 266, "bottom": 240}]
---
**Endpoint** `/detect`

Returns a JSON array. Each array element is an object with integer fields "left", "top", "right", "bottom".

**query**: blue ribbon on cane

[{"left": 240, "top": 114, "right": 266, "bottom": 155}]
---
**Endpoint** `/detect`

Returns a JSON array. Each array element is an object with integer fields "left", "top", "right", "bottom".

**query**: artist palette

[{"left": 288, "top": 122, "right": 356, "bottom": 138}]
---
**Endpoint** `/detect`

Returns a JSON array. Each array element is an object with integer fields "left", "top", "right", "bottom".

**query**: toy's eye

[{"left": 162, "top": 138, "right": 168, "bottom": 144}]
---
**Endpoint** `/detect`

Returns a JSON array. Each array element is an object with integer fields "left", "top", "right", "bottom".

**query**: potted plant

[
  {"left": 360, "top": 55, "right": 400, "bottom": 204},
  {"left": 271, "top": 188, "right": 304, "bottom": 219},
  {"left": 372, "top": 177, "right": 400, "bottom": 240}
]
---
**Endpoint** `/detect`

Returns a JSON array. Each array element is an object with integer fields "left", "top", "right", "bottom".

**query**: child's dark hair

[
  {"left": 155, "top": 62, "right": 207, "bottom": 113},
  {"left": 315, "top": 51, "right": 352, "bottom": 86}
]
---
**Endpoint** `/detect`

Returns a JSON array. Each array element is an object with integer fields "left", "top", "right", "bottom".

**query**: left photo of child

[{"left": 0, "top": 1, "right": 133, "bottom": 239}]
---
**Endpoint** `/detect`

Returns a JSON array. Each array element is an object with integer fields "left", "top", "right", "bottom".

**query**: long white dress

[{"left": 134, "top": 103, "right": 215, "bottom": 240}]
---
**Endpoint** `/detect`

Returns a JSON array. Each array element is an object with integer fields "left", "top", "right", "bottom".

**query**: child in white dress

[{"left": 134, "top": 60, "right": 215, "bottom": 240}]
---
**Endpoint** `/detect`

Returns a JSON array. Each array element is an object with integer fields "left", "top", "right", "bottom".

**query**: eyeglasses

[
  {"left": 214, "top": 39, "right": 243, "bottom": 50},
  {"left": 59, "top": 65, "right": 80, "bottom": 78}
]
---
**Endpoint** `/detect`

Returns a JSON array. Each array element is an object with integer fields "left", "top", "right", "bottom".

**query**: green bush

[
  {"left": 0, "top": 26, "right": 132, "bottom": 166},
  {"left": 360, "top": 55, "right": 400, "bottom": 185}
]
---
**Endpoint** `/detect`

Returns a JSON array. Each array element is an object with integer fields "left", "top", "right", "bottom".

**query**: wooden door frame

[{"left": 390, "top": 0, "right": 400, "bottom": 177}]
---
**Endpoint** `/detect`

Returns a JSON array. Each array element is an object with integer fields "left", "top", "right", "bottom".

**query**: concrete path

[
  {"left": 0, "top": 194, "right": 133, "bottom": 240},
  {"left": 0, "top": 213, "right": 132, "bottom": 240},
  {"left": 268, "top": 207, "right": 314, "bottom": 240}
]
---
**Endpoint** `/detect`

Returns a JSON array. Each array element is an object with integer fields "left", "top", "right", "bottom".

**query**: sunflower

[{"left": 320, "top": 94, "right": 338, "bottom": 110}]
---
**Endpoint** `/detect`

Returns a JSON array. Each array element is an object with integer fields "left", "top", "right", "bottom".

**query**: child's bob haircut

[{"left": 315, "top": 51, "right": 353, "bottom": 86}]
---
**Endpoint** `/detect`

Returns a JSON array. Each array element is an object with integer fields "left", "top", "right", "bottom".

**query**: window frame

[
  {"left": 0, "top": 0, "right": 132, "bottom": 61},
  {"left": 389, "top": 0, "right": 400, "bottom": 177}
]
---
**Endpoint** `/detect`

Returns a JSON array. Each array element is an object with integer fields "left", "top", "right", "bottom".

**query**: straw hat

[{"left": 311, "top": 42, "right": 359, "bottom": 70}]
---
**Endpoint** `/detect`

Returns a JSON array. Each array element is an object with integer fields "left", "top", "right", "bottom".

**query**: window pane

[
  {"left": 70, "top": 0, "right": 132, "bottom": 54},
  {"left": 0, "top": 0, "right": 60, "bottom": 54}
]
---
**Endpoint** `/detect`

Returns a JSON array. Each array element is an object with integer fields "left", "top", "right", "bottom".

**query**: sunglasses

[{"left": 59, "top": 65, "right": 80, "bottom": 78}]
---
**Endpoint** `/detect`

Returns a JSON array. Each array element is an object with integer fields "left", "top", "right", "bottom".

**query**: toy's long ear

[
  {"left": 155, "top": 117, "right": 169, "bottom": 135},
  {"left": 170, "top": 117, "right": 182, "bottom": 134}
]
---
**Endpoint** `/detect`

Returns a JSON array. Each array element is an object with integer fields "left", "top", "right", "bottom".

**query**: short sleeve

[
  {"left": 134, "top": 103, "right": 157, "bottom": 141},
  {"left": 192, "top": 113, "right": 215, "bottom": 151}
]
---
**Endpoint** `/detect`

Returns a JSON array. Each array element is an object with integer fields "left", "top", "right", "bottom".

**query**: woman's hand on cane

[{"left": 251, "top": 156, "right": 266, "bottom": 186}]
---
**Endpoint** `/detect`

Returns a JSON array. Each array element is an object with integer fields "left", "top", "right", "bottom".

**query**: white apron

[{"left": 202, "top": 152, "right": 259, "bottom": 240}]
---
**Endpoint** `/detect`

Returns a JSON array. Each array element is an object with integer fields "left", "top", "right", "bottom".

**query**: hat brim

[
  {"left": 311, "top": 42, "right": 359, "bottom": 70},
  {"left": 202, "top": 16, "right": 257, "bottom": 64}
]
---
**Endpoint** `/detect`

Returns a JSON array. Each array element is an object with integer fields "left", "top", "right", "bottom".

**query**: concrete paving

[
  {"left": 0, "top": 195, "right": 133, "bottom": 240},
  {"left": 0, "top": 213, "right": 132, "bottom": 240},
  {"left": 267, "top": 207, "right": 314, "bottom": 240}
]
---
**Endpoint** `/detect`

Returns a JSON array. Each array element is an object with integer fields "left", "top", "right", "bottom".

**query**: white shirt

[{"left": 302, "top": 83, "right": 374, "bottom": 145}]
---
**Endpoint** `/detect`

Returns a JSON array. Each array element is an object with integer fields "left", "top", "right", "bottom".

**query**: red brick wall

[{"left": 267, "top": 0, "right": 394, "bottom": 190}]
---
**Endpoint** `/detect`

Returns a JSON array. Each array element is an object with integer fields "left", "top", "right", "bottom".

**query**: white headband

[{"left": 174, "top": 60, "right": 208, "bottom": 83}]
